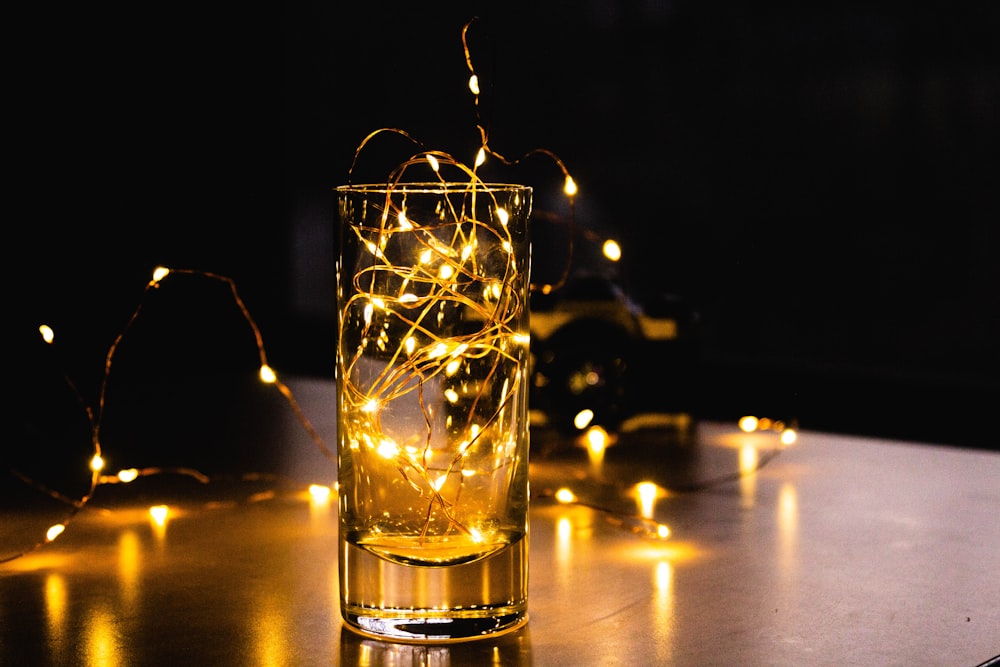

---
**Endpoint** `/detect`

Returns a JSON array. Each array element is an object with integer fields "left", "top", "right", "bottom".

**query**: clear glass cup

[{"left": 335, "top": 182, "right": 532, "bottom": 642}]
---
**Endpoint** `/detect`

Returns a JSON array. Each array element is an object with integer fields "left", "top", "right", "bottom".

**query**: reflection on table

[{"left": 2, "top": 377, "right": 999, "bottom": 666}]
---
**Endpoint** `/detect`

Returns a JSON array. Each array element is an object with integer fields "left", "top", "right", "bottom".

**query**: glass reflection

[
  {"left": 339, "top": 624, "right": 533, "bottom": 665},
  {"left": 84, "top": 604, "right": 121, "bottom": 667},
  {"left": 653, "top": 560, "right": 675, "bottom": 664},
  {"left": 739, "top": 444, "right": 758, "bottom": 507},
  {"left": 253, "top": 597, "right": 290, "bottom": 667},
  {"left": 778, "top": 482, "right": 798, "bottom": 570},
  {"left": 44, "top": 573, "right": 67, "bottom": 664},
  {"left": 118, "top": 530, "right": 140, "bottom": 609}
]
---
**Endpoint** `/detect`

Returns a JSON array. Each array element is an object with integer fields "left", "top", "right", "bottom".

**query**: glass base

[{"left": 340, "top": 535, "right": 528, "bottom": 643}]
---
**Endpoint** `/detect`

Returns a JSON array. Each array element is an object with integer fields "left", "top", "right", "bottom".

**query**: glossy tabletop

[{"left": 2, "top": 378, "right": 999, "bottom": 666}]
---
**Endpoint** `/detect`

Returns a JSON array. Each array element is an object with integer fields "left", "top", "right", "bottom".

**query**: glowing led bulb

[
  {"left": 149, "top": 505, "right": 169, "bottom": 526},
  {"left": 585, "top": 426, "right": 608, "bottom": 454},
  {"left": 39, "top": 324, "right": 55, "bottom": 344},
  {"left": 117, "top": 468, "right": 139, "bottom": 483},
  {"left": 259, "top": 364, "right": 277, "bottom": 384},
  {"left": 398, "top": 210, "right": 412, "bottom": 229},
  {"left": 426, "top": 154, "right": 440, "bottom": 172},
  {"left": 555, "top": 488, "right": 576, "bottom": 504},
  {"left": 468, "top": 74, "right": 480, "bottom": 95},
  {"left": 152, "top": 266, "right": 170, "bottom": 283},
  {"left": 496, "top": 207, "right": 509, "bottom": 226},
  {"left": 475, "top": 147, "right": 486, "bottom": 167},
  {"left": 46, "top": 524, "right": 65, "bottom": 542},
  {"left": 376, "top": 439, "right": 399, "bottom": 459},
  {"left": 308, "top": 484, "right": 332, "bottom": 503},
  {"left": 89, "top": 455, "right": 105, "bottom": 473},
  {"left": 739, "top": 416, "right": 759, "bottom": 432},
  {"left": 573, "top": 409, "right": 594, "bottom": 430},
  {"left": 602, "top": 239, "right": 622, "bottom": 262},
  {"left": 781, "top": 429, "right": 798, "bottom": 446},
  {"left": 564, "top": 175, "right": 577, "bottom": 196}
]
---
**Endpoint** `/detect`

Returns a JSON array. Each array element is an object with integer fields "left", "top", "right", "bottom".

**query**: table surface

[{"left": 2, "top": 377, "right": 999, "bottom": 666}]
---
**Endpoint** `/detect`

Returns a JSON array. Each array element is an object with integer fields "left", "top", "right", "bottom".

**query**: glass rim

[{"left": 335, "top": 182, "right": 532, "bottom": 194}]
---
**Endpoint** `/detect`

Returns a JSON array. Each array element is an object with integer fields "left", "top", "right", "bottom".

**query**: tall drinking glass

[{"left": 335, "top": 182, "right": 532, "bottom": 642}]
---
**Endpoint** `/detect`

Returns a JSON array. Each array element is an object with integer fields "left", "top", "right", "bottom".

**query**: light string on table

[
  {"left": 4, "top": 264, "right": 797, "bottom": 563},
  {"left": 533, "top": 415, "right": 798, "bottom": 540},
  {"left": 2, "top": 267, "right": 334, "bottom": 564},
  {"left": 3, "top": 17, "right": 797, "bottom": 564}
]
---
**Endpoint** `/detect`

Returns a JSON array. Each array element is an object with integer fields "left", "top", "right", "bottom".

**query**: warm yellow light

[
  {"left": 602, "top": 240, "right": 622, "bottom": 262},
  {"left": 636, "top": 481, "right": 661, "bottom": 519},
  {"left": 637, "top": 482, "right": 659, "bottom": 504},
  {"left": 89, "top": 455, "right": 105, "bottom": 472},
  {"left": 39, "top": 324, "right": 55, "bottom": 344},
  {"left": 564, "top": 175, "right": 577, "bottom": 196},
  {"left": 152, "top": 266, "right": 170, "bottom": 283},
  {"left": 149, "top": 505, "right": 169, "bottom": 526},
  {"left": 468, "top": 74, "right": 480, "bottom": 96},
  {"left": 397, "top": 210, "right": 412, "bottom": 229},
  {"left": 780, "top": 429, "right": 798, "bottom": 446},
  {"left": 555, "top": 488, "right": 577, "bottom": 504},
  {"left": 475, "top": 147, "right": 486, "bottom": 167},
  {"left": 117, "top": 468, "right": 139, "bottom": 483},
  {"left": 308, "top": 484, "right": 332, "bottom": 504},
  {"left": 426, "top": 154, "right": 440, "bottom": 172},
  {"left": 259, "top": 364, "right": 277, "bottom": 384},
  {"left": 376, "top": 439, "right": 399, "bottom": 459},
  {"left": 739, "top": 416, "right": 759, "bottom": 432},
  {"left": 46, "top": 524, "right": 66, "bottom": 542},
  {"left": 584, "top": 426, "right": 608, "bottom": 454},
  {"left": 656, "top": 524, "right": 671, "bottom": 539},
  {"left": 573, "top": 409, "right": 595, "bottom": 430},
  {"left": 496, "top": 207, "right": 509, "bottom": 225},
  {"left": 739, "top": 444, "right": 759, "bottom": 476}
]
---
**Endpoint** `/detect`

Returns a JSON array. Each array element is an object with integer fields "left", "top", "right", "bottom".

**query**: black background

[{"left": 11, "top": 1, "right": 999, "bottom": 449}]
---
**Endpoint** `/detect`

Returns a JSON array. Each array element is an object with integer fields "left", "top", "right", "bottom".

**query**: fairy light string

[
  {"left": 2, "top": 267, "right": 334, "bottom": 564},
  {"left": 3, "top": 19, "right": 800, "bottom": 564},
  {"left": 5, "top": 262, "right": 797, "bottom": 562}
]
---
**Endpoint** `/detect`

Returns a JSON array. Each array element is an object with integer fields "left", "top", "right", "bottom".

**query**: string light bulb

[
  {"left": 149, "top": 505, "right": 169, "bottom": 526},
  {"left": 564, "top": 175, "right": 578, "bottom": 197}
]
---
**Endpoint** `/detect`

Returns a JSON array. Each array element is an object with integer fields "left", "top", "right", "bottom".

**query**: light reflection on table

[{"left": 2, "top": 378, "right": 999, "bottom": 666}]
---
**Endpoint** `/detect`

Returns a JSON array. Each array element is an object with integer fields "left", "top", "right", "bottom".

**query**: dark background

[{"left": 11, "top": 1, "right": 999, "bottom": 449}]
